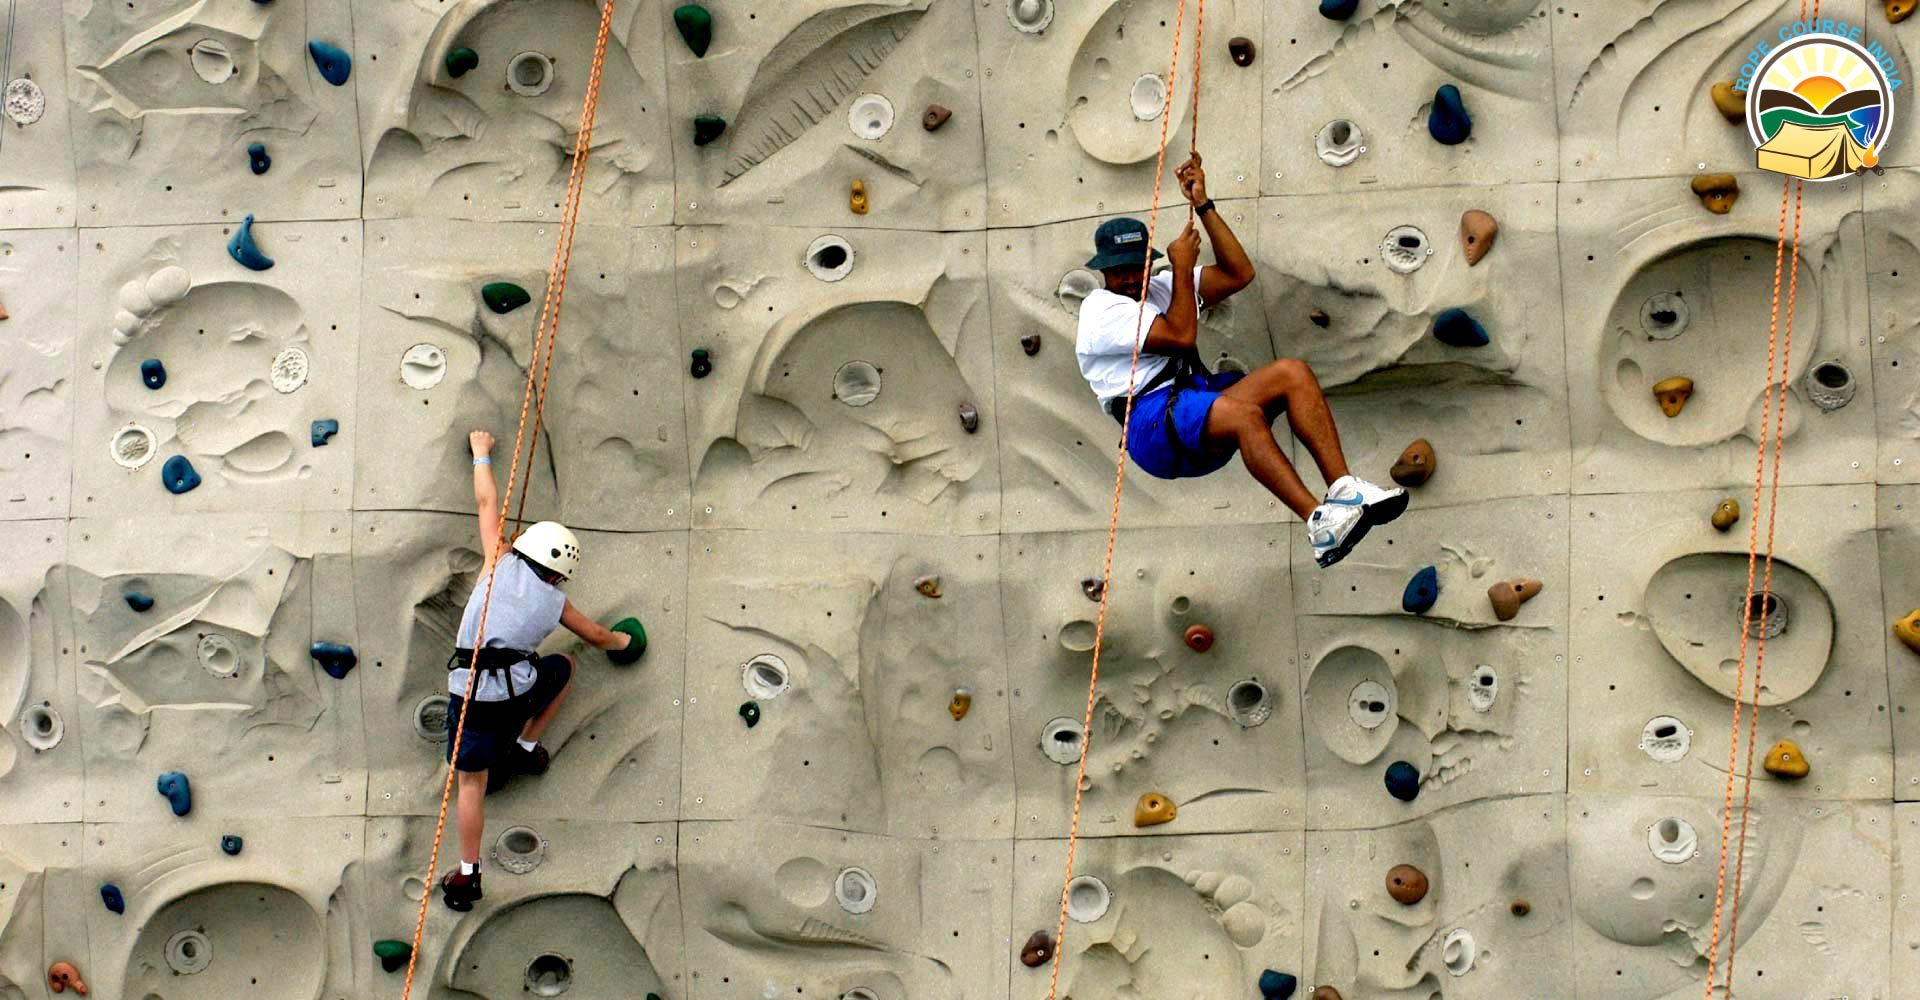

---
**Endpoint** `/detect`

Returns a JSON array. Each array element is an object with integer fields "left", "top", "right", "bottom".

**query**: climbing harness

[
  {"left": 1047, "top": 0, "right": 1206, "bottom": 994},
  {"left": 399, "top": 0, "right": 618, "bottom": 995},
  {"left": 1703, "top": 5, "right": 1811, "bottom": 993}
]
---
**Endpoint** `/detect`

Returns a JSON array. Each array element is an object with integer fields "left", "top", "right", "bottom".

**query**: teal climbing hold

[
  {"left": 445, "top": 47, "right": 479, "bottom": 78},
  {"left": 693, "top": 115, "right": 727, "bottom": 146},
  {"left": 608, "top": 617, "right": 648, "bottom": 665},
  {"left": 1432, "top": 308, "right": 1488, "bottom": 348},
  {"left": 157, "top": 770, "right": 192, "bottom": 816},
  {"left": 1384, "top": 760, "right": 1420, "bottom": 802},
  {"left": 220, "top": 834, "right": 243, "bottom": 856},
  {"left": 374, "top": 939, "right": 412, "bottom": 973},
  {"left": 227, "top": 214, "right": 275, "bottom": 271},
  {"left": 311, "top": 419, "right": 339, "bottom": 446},
  {"left": 739, "top": 701, "right": 761, "bottom": 728},
  {"left": 1402, "top": 565, "right": 1439, "bottom": 614},
  {"left": 247, "top": 142, "right": 270, "bottom": 175},
  {"left": 690, "top": 348, "right": 712, "bottom": 378},
  {"left": 482, "top": 281, "right": 531, "bottom": 314},
  {"left": 101, "top": 883, "right": 125, "bottom": 914},
  {"left": 1259, "top": 969, "right": 1299, "bottom": 999},
  {"left": 161, "top": 455, "right": 202, "bottom": 495},
  {"left": 1318, "top": 0, "right": 1358, "bottom": 19},
  {"left": 674, "top": 4, "right": 714, "bottom": 57},
  {"left": 311, "top": 642, "right": 357, "bottom": 679},
  {"left": 125, "top": 592, "right": 155, "bottom": 613},
  {"left": 1427, "top": 84, "right": 1471, "bottom": 145},
  {"left": 308, "top": 40, "right": 352, "bottom": 86},
  {"left": 140, "top": 359, "right": 166, "bottom": 389}
]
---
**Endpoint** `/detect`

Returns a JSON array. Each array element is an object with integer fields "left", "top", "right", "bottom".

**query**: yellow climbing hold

[
  {"left": 1893, "top": 609, "right": 1920, "bottom": 655},
  {"left": 1653, "top": 376, "right": 1694, "bottom": 418},
  {"left": 1763, "top": 739, "right": 1809, "bottom": 779},
  {"left": 948, "top": 688, "right": 972, "bottom": 721},
  {"left": 1710, "top": 81, "right": 1745, "bottom": 124},
  {"left": 850, "top": 179, "right": 870, "bottom": 215},
  {"left": 1134, "top": 792, "right": 1177, "bottom": 827},
  {"left": 1690, "top": 173, "right": 1739, "bottom": 214},
  {"left": 1487, "top": 578, "right": 1542, "bottom": 622},
  {"left": 913, "top": 575, "right": 941, "bottom": 598},
  {"left": 1711, "top": 498, "right": 1740, "bottom": 531}
]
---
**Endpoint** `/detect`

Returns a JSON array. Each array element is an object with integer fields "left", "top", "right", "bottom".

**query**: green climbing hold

[
  {"left": 609, "top": 617, "right": 647, "bottom": 665},
  {"left": 739, "top": 701, "right": 761, "bottom": 728},
  {"left": 482, "top": 282, "right": 531, "bottom": 314},
  {"left": 445, "top": 47, "right": 479, "bottom": 78},
  {"left": 674, "top": 4, "right": 713, "bottom": 57},
  {"left": 693, "top": 115, "right": 728, "bottom": 147},
  {"left": 373, "top": 939, "right": 412, "bottom": 974}
]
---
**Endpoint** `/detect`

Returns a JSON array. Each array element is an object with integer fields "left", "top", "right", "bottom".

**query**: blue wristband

[{"left": 473, "top": 456, "right": 491, "bottom": 465}]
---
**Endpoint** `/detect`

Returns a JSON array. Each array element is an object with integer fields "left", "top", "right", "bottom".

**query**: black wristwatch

[{"left": 1195, "top": 199, "right": 1216, "bottom": 217}]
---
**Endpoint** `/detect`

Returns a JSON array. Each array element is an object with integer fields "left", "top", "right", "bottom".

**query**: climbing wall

[{"left": 1, "top": 0, "right": 1918, "bottom": 997}]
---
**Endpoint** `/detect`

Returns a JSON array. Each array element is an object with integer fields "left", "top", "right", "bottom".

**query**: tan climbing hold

[
  {"left": 850, "top": 179, "right": 870, "bottom": 215},
  {"left": 1390, "top": 438, "right": 1437, "bottom": 488},
  {"left": 1184, "top": 623, "right": 1215, "bottom": 652},
  {"left": 1020, "top": 929, "right": 1054, "bottom": 967},
  {"left": 948, "top": 688, "right": 971, "bottom": 721},
  {"left": 1763, "top": 739, "right": 1809, "bottom": 779},
  {"left": 1895, "top": 609, "right": 1920, "bottom": 654},
  {"left": 0, "top": 300, "right": 9, "bottom": 321},
  {"left": 1386, "top": 863, "right": 1429, "bottom": 904},
  {"left": 913, "top": 574, "right": 941, "bottom": 598},
  {"left": 1711, "top": 498, "right": 1740, "bottom": 531},
  {"left": 1135, "top": 791, "right": 1177, "bottom": 827},
  {"left": 1228, "top": 36, "right": 1256, "bottom": 67},
  {"left": 1308, "top": 308, "right": 1330, "bottom": 328},
  {"left": 48, "top": 962, "right": 87, "bottom": 995},
  {"left": 1890, "top": 0, "right": 1916, "bottom": 24},
  {"left": 1488, "top": 578, "right": 1542, "bottom": 621},
  {"left": 1312, "top": 987, "right": 1344, "bottom": 1000},
  {"left": 1510, "top": 898, "right": 1531, "bottom": 917},
  {"left": 1710, "top": 81, "right": 1745, "bottom": 124},
  {"left": 1690, "top": 173, "right": 1739, "bottom": 214},
  {"left": 922, "top": 104, "right": 952, "bottom": 131},
  {"left": 1653, "top": 376, "right": 1694, "bottom": 417},
  {"left": 1459, "top": 209, "right": 1498, "bottom": 266}
]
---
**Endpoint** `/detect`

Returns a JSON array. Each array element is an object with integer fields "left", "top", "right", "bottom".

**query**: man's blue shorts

[
  {"left": 1124, "top": 370, "right": 1246, "bottom": 480},
  {"left": 445, "top": 653, "right": 572, "bottom": 772}
]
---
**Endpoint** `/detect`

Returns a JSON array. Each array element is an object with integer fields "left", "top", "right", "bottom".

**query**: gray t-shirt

[{"left": 449, "top": 554, "right": 566, "bottom": 701}]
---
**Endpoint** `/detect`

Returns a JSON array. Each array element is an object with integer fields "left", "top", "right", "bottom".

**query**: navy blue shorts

[
  {"left": 1124, "top": 371, "right": 1247, "bottom": 480},
  {"left": 445, "top": 653, "right": 572, "bottom": 772}
]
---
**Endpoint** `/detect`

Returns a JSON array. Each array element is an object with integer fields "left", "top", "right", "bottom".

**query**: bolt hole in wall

[
  {"left": 524, "top": 953, "right": 573, "bottom": 997},
  {"left": 1744, "top": 591, "right": 1787, "bottom": 639}
]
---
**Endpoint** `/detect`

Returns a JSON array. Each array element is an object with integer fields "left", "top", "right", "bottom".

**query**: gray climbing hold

[
  {"left": 157, "top": 770, "right": 192, "bottom": 815},
  {"left": 1427, "top": 84, "right": 1471, "bottom": 145},
  {"left": 161, "top": 455, "right": 202, "bottom": 495},
  {"left": 227, "top": 214, "right": 275, "bottom": 271},
  {"left": 308, "top": 41, "right": 352, "bottom": 86},
  {"left": 1384, "top": 760, "right": 1420, "bottom": 801},
  {"left": 140, "top": 359, "right": 166, "bottom": 389},
  {"left": 311, "top": 419, "right": 339, "bottom": 446},
  {"left": 247, "top": 142, "right": 270, "bottom": 175},
  {"left": 125, "top": 592, "right": 155, "bottom": 612},
  {"left": 311, "top": 642, "right": 357, "bottom": 679},
  {"left": 101, "top": 883, "right": 125, "bottom": 913},
  {"left": 1432, "top": 308, "right": 1488, "bottom": 348},
  {"left": 220, "top": 834, "right": 243, "bottom": 856},
  {"left": 1402, "top": 566, "right": 1439, "bottom": 614},
  {"left": 958, "top": 402, "right": 980, "bottom": 433}
]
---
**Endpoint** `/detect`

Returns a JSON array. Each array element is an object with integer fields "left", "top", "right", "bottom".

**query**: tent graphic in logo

[{"left": 1747, "top": 34, "right": 1894, "bottom": 180}]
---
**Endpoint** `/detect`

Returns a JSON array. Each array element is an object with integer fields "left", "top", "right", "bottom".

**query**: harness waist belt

[{"left": 1104, "top": 364, "right": 1181, "bottom": 425}]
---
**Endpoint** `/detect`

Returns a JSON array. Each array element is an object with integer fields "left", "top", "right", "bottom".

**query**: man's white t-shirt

[{"left": 1075, "top": 266, "right": 1204, "bottom": 406}]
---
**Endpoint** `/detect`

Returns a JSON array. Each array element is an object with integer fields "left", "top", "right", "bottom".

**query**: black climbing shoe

[
  {"left": 441, "top": 869, "right": 482, "bottom": 912},
  {"left": 509, "top": 742, "right": 550, "bottom": 777}
]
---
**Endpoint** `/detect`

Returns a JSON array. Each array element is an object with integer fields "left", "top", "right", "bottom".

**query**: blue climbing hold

[
  {"left": 1427, "top": 84, "right": 1472, "bottom": 145},
  {"left": 1259, "top": 969, "right": 1299, "bottom": 1000},
  {"left": 247, "top": 142, "right": 271, "bottom": 175},
  {"left": 1385, "top": 760, "right": 1420, "bottom": 802},
  {"left": 125, "top": 592, "right": 155, "bottom": 613},
  {"left": 445, "top": 47, "right": 479, "bottom": 78},
  {"left": 311, "top": 419, "right": 339, "bottom": 447},
  {"left": 101, "top": 883, "right": 125, "bottom": 914},
  {"left": 1402, "top": 565, "right": 1439, "bottom": 614},
  {"left": 308, "top": 41, "right": 352, "bottom": 86},
  {"left": 1431, "top": 308, "right": 1488, "bottom": 348},
  {"left": 227, "top": 214, "right": 274, "bottom": 271},
  {"left": 1318, "top": 0, "right": 1359, "bottom": 19},
  {"left": 157, "top": 771, "right": 192, "bottom": 816},
  {"left": 140, "top": 359, "right": 166, "bottom": 390},
  {"left": 220, "top": 835, "right": 243, "bottom": 856},
  {"left": 161, "top": 455, "right": 202, "bottom": 495},
  {"left": 311, "top": 642, "right": 357, "bottom": 679}
]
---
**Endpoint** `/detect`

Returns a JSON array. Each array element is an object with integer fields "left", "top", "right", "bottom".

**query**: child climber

[
  {"left": 1075, "top": 154, "right": 1407, "bottom": 567},
  {"left": 440, "top": 429, "right": 645, "bottom": 911}
]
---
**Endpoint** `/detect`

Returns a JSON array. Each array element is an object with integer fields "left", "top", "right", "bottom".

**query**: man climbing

[
  {"left": 1075, "top": 155, "right": 1407, "bottom": 567},
  {"left": 440, "top": 429, "right": 645, "bottom": 911}
]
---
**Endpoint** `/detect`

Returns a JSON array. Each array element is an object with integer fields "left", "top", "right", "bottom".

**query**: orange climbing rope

[
  {"left": 398, "top": 1, "right": 618, "bottom": 995},
  {"left": 1703, "top": 4, "right": 1810, "bottom": 991},
  {"left": 1046, "top": 2, "right": 1204, "bottom": 996}
]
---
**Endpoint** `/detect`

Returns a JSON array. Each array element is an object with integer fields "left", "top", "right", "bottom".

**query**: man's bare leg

[
  {"left": 1203, "top": 358, "right": 1350, "bottom": 518},
  {"left": 456, "top": 769, "right": 487, "bottom": 863}
]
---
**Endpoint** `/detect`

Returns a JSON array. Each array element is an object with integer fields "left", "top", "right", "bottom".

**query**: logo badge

[{"left": 1737, "top": 19, "right": 1902, "bottom": 181}]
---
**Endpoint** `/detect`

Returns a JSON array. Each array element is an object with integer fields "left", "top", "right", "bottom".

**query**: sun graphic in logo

[{"left": 1746, "top": 33, "right": 1895, "bottom": 180}]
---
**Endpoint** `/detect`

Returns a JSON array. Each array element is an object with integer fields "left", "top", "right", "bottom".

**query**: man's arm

[
  {"left": 560, "top": 600, "right": 631, "bottom": 651},
  {"left": 1141, "top": 223, "right": 1203, "bottom": 355},
  {"left": 1178, "top": 154, "right": 1255, "bottom": 306},
  {"left": 469, "top": 430, "right": 503, "bottom": 564}
]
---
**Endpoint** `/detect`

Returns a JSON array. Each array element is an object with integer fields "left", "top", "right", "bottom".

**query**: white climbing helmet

[{"left": 511, "top": 521, "right": 581, "bottom": 581}]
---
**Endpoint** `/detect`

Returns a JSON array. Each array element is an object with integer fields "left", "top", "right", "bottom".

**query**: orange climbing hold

[
  {"left": 1386, "top": 863, "right": 1429, "bottom": 904},
  {"left": 1653, "top": 376, "right": 1694, "bottom": 417},
  {"left": 1183, "top": 623, "right": 1215, "bottom": 652},
  {"left": 948, "top": 687, "right": 972, "bottom": 721},
  {"left": 1459, "top": 209, "right": 1497, "bottom": 265},
  {"left": 48, "top": 962, "right": 87, "bottom": 995},
  {"left": 1391, "top": 438, "right": 1436, "bottom": 487},
  {"left": 1488, "top": 579, "right": 1542, "bottom": 621},
  {"left": 1895, "top": 610, "right": 1920, "bottom": 654},
  {"left": 1889, "top": 0, "right": 1915, "bottom": 24},
  {"left": 1762, "top": 739, "right": 1809, "bottom": 779},
  {"left": 1134, "top": 792, "right": 1177, "bottom": 827}
]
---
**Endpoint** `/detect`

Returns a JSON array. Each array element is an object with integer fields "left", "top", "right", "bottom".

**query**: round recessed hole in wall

[
  {"left": 1640, "top": 291, "right": 1689, "bottom": 340},
  {"left": 835, "top": 866, "right": 878, "bottom": 914},
  {"left": 1381, "top": 225, "right": 1430, "bottom": 274},
  {"left": 1316, "top": 119, "right": 1364, "bottom": 167},
  {"left": 805, "top": 235, "right": 855, "bottom": 282},
  {"left": 4, "top": 78, "right": 45, "bottom": 126},
  {"left": 507, "top": 51, "right": 555, "bottom": 97},
  {"left": 1056, "top": 268, "right": 1102, "bottom": 314},
  {"left": 20, "top": 703, "right": 62, "bottom": 751},
  {"left": 1349, "top": 679, "right": 1393, "bottom": 730},
  {"left": 1007, "top": 0, "right": 1054, "bottom": 34},
  {"left": 1648, "top": 816, "right": 1698, "bottom": 864},
  {"left": 1443, "top": 928, "right": 1475, "bottom": 976},
  {"left": 1130, "top": 74, "right": 1168, "bottom": 121},
  {"left": 1467, "top": 665, "right": 1497, "bottom": 713},
  {"left": 494, "top": 825, "right": 545, "bottom": 874},
  {"left": 400, "top": 344, "right": 447, "bottom": 390},
  {"left": 414, "top": 694, "right": 450, "bottom": 742},
  {"left": 270, "top": 346, "right": 309, "bottom": 394},
  {"left": 111, "top": 423, "right": 158, "bottom": 470},
  {"left": 1805, "top": 360, "right": 1856, "bottom": 412},
  {"left": 1065, "top": 874, "right": 1111, "bottom": 923},
  {"left": 833, "top": 360, "right": 882, "bottom": 407},
  {"left": 848, "top": 93, "right": 895, "bottom": 140},
  {"left": 524, "top": 953, "right": 573, "bottom": 996},
  {"left": 841, "top": 990, "right": 879, "bottom": 1000},
  {"left": 197, "top": 633, "right": 240, "bottom": 678},
  {"left": 742, "top": 654, "right": 791, "bottom": 699},
  {"left": 165, "top": 928, "right": 213, "bottom": 975},
  {"left": 1639, "top": 715, "right": 1691, "bottom": 763},
  {"left": 1042, "top": 717, "right": 1083, "bottom": 764},
  {"left": 1228, "top": 678, "right": 1271, "bottom": 727},
  {"left": 189, "top": 39, "right": 236, "bottom": 84},
  {"left": 1742, "top": 591, "right": 1787, "bottom": 640}
]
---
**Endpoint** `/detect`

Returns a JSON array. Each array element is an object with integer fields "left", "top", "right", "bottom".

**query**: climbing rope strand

[
  {"left": 1045, "top": 1, "right": 1199, "bottom": 997},
  {"left": 400, "top": 2, "right": 618, "bottom": 997}
]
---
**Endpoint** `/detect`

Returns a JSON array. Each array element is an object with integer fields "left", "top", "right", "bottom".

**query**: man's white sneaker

[
  {"left": 1327, "top": 474, "right": 1409, "bottom": 525},
  {"left": 1310, "top": 475, "right": 1411, "bottom": 568}
]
